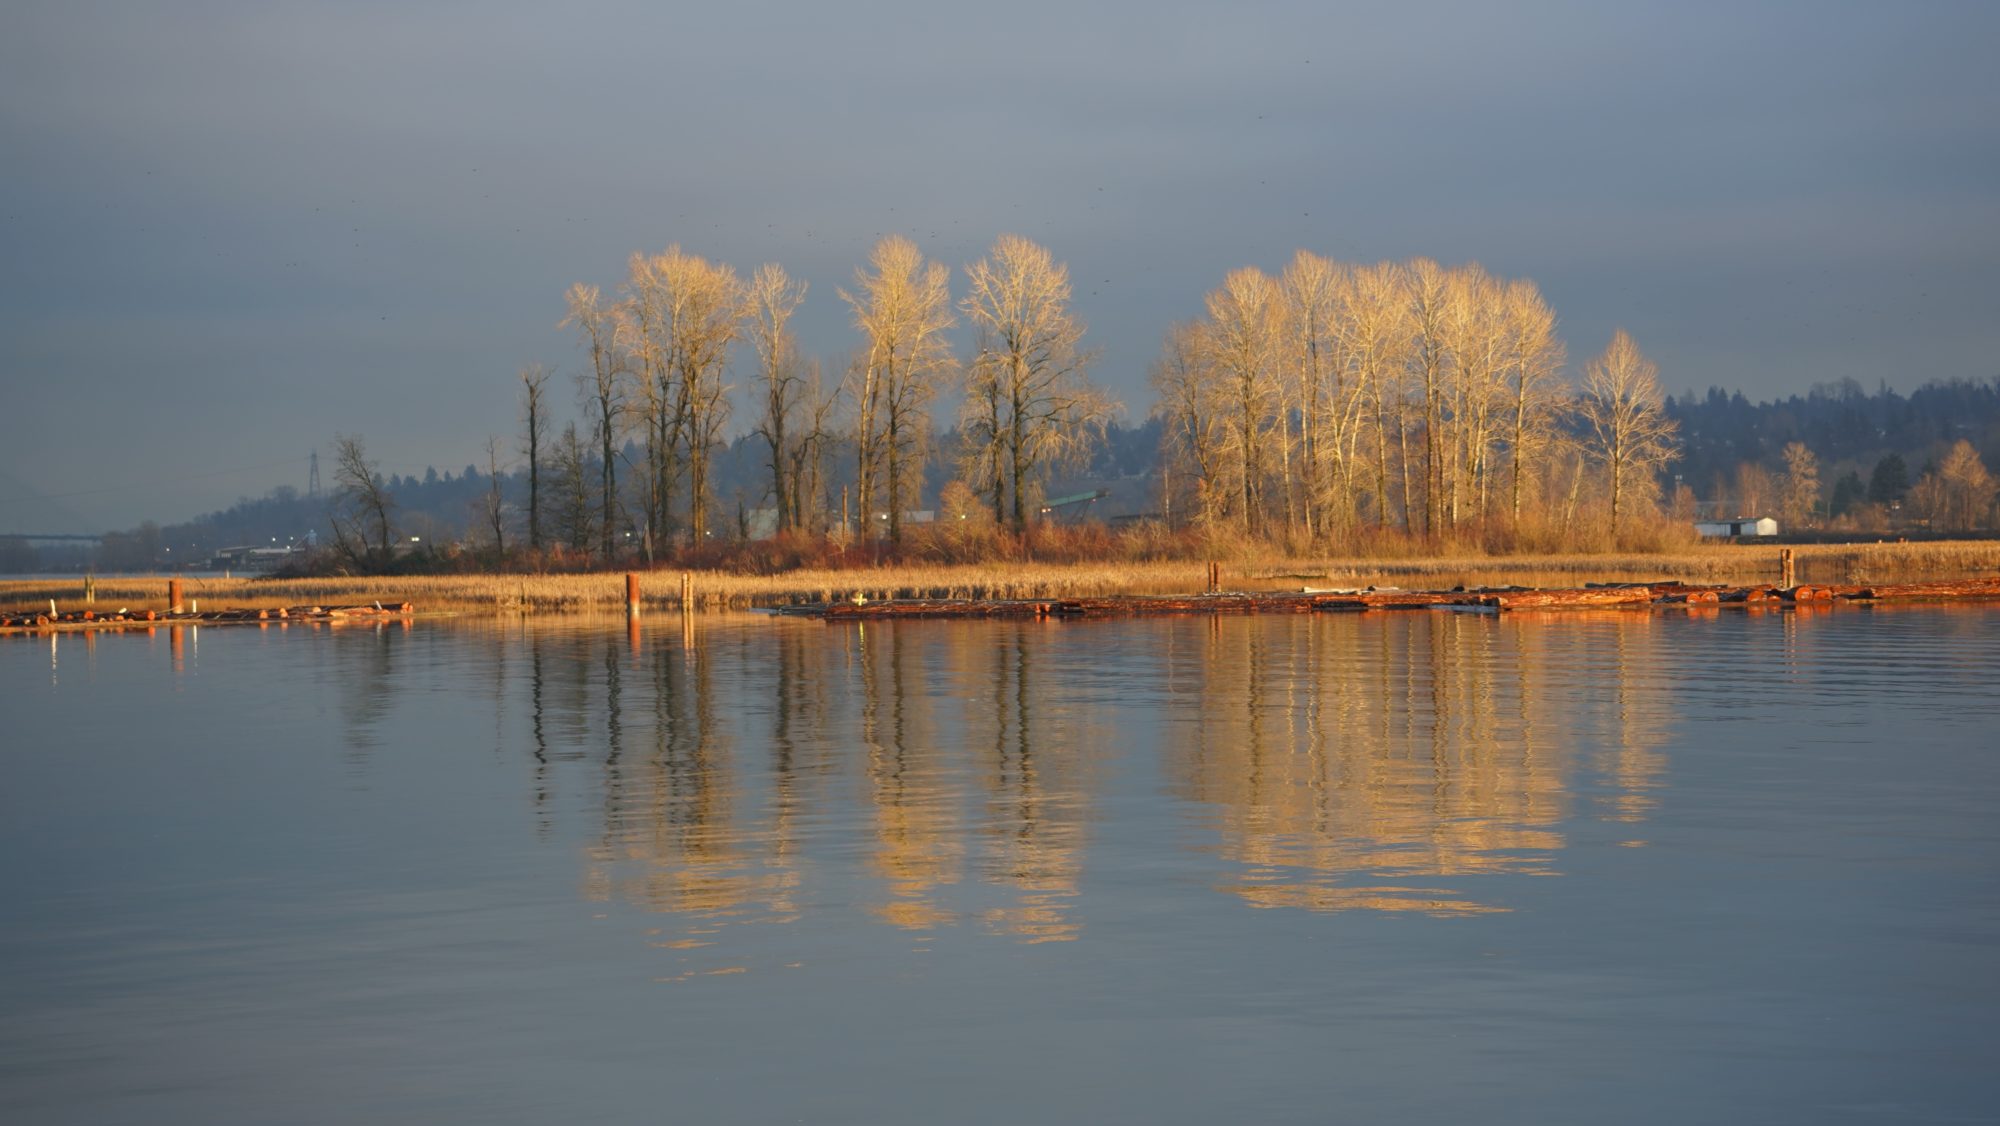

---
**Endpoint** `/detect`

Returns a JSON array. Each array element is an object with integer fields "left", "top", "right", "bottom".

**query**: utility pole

[{"left": 308, "top": 449, "right": 321, "bottom": 498}]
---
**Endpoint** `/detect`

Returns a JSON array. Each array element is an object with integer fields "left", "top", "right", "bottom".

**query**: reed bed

[
  {"left": 1268, "top": 541, "right": 2000, "bottom": 589},
  {"left": 0, "top": 562, "right": 1204, "bottom": 614},
  {"left": 7, "top": 541, "right": 1997, "bottom": 616}
]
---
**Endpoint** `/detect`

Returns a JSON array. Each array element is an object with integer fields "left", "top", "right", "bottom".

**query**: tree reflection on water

[{"left": 481, "top": 610, "right": 1674, "bottom": 970}]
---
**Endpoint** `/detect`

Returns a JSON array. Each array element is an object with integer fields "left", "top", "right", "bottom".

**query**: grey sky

[{"left": 3, "top": 0, "right": 1996, "bottom": 532}]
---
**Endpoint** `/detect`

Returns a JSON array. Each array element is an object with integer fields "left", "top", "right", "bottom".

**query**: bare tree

[
  {"left": 621, "top": 247, "right": 742, "bottom": 545},
  {"left": 619, "top": 251, "right": 679, "bottom": 544},
  {"left": 746, "top": 263, "right": 808, "bottom": 533},
  {"left": 1581, "top": 330, "right": 1679, "bottom": 538},
  {"left": 1779, "top": 441, "right": 1821, "bottom": 527},
  {"left": 482, "top": 434, "right": 508, "bottom": 556},
  {"left": 959, "top": 235, "right": 1113, "bottom": 534},
  {"left": 1201, "top": 267, "right": 1283, "bottom": 534},
  {"left": 1913, "top": 439, "right": 1998, "bottom": 531},
  {"left": 677, "top": 259, "right": 740, "bottom": 544},
  {"left": 1279, "top": 251, "right": 1342, "bottom": 540},
  {"left": 1404, "top": 258, "right": 1454, "bottom": 537},
  {"left": 787, "top": 357, "right": 842, "bottom": 533},
  {"left": 329, "top": 433, "right": 395, "bottom": 569},
  {"left": 1502, "top": 280, "right": 1565, "bottom": 522},
  {"left": 1337, "top": 261, "right": 1414, "bottom": 530},
  {"left": 561, "top": 283, "right": 626, "bottom": 559},
  {"left": 519, "top": 364, "right": 551, "bottom": 551},
  {"left": 549, "top": 421, "right": 595, "bottom": 553},
  {"left": 1732, "top": 461, "right": 1777, "bottom": 518},
  {"left": 958, "top": 326, "right": 1008, "bottom": 523},
  {"left": 1439, "top": 263, "right": 1508, "bottom": 526},
  {"left": 842, "top": 235, "right": 955, "bottom": 546},
  {"left": 1151, "top": 321, "right": 1229, "bottom": 529}
]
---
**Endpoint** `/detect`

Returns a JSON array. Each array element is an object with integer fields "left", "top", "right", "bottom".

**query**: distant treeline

[{"left": 1668, "top": 378, "right": 2000, "bottom": 518}]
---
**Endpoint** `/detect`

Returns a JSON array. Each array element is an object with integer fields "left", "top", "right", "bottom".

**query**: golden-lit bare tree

[
  {"left": 746, "top": 264, "right": 808, "bottom": 533},
  {"left": 1581, "top": 330, "right": 1679, "bottom": 537},
  {"left": 1730, "top": 461, "right": 1777, "bottom": 518},
  {"left": 1280, "top": 251, "right": 1341, "bottom": 539},
  {"left": 786, "top": 357, "right": 842, "bottom": 533},
  {"left": 620, "top": 252, "right": 682, "bottom": 541},
  {"left": 1912, "top": 440, "right": 1997, "bottom": 531},
  {"left": 1404, "top": 258, "right": 1454, "bottom": 537},
  {"left": 1501, "top": 280, "right": 1565, "bottom": 522},
  {"left": 1202, "top": 267, "right": 1283, "bottom": 534},
  {"left": 959, "top": 235, "right": 1114, "bottom": 534},
  {"left": 1779, "top": 441, "right": 1820, "bottom": 528},
  {"left": 1150, "top": 321, "right": 1229, "bottom": 529},
  {"left": 959, "top": 326, "right": 1008, "bottom": 522},
  {"left": 1439, "top": 263, "right": 1510, "bottom": 525},
  {"left": 1337, "top": 261, "right": 1415, "bottom": 530},
  {"left": 621, "top": 247, "right": 742, "bottom": 543},
  {"left": 842, "top": 235, "right": 955, "bottom": 546}
]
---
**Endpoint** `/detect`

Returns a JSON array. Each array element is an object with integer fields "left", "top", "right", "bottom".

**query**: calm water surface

[{"left": 3, "top": 607, "right": 1998, "bottom": 1124}]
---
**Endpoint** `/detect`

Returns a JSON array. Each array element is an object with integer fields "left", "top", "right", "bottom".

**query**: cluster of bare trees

[
  {"left": 1910, "top": 440, "right": 1998, "bottom": 531},
  {"left": 957, "top": 236, "right": 1115, "bottom": 533},
  {"left": 515, "top": 234, "right": 1113, "bottom": 559},
  {"left": 1704, "top": 438, "right": 1996, "bottom": 534},
  {"left": 1152, "top": 254, "right": 1678, "bottom": 543},
  {"left": 543, "top": 250, "right": 835, "bottom": 559}
]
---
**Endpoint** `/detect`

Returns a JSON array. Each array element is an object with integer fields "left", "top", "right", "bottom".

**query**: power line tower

[{"left": 308, "top": 449, "right": 321, "bottom": 498}]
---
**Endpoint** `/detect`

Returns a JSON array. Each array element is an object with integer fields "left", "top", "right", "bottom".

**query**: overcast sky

[{"left": 3, "top": 0, "right": 1996, "bottom": 532}]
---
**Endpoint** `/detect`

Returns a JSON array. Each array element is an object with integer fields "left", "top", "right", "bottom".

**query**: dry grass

[
  {"left": 0, "top": 562, "right": 1205, "bottom": 614},
  {"left": 1257, "top": 541, "right": 2000, "bottom": 589},
  {"left": 8, "top": 540, "right": 1998, "bottom": 615}
]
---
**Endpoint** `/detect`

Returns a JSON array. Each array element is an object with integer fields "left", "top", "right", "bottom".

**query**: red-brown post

[
  {"left": 680, "top": 571, "right": 693, "bottom": 609},
  {"left": 168, "top": 578, "right": 184, "bottom": 614},
  {"left": 1779, "top": 548, "right": 1796, "bottom": 589},
  {"left": 625, "top": 572, "right": 641, "bottom": 617}
]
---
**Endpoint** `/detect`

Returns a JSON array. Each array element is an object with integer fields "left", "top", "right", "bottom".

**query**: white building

[{"left": 1695, "top": 516, "right": 1780, "bottom": 538}]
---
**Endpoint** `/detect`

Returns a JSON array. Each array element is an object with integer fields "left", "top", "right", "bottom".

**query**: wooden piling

[
  {"left": 625, "top": 572, "right": 641, "bottom": 617},
  {"left": 1779, "top": 547, "right": 1796, "bottom": 589},
  {"left": 680, "top": 571, "right": 694, "bottom": 609},
  {"left": 168, "top": 578, "right": 184, "bottom": 614}
]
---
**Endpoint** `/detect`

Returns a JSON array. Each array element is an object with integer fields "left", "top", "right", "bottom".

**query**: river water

[{"left": 3, "top": 607, "right": 1997, "bottom": 1124}]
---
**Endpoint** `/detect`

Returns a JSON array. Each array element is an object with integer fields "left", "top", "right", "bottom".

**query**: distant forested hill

[{"left": 1666, "top": 378, "right": 2000, "bottom": 502}]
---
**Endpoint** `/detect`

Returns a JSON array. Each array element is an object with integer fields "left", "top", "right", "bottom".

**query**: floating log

[
  {"left": 1847, "top": 579, "right": 2000, "bottom": 601},
  {"left": 1, "top": 601, "right": 418, "bottom": 633},
  {"left": 1481, "top": 588, "right": 1654, "bottom": 610}
]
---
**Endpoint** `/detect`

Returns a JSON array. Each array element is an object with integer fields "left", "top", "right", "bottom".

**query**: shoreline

[{"left": 5, "top": 541, "right": 1999, "bottom": 618}]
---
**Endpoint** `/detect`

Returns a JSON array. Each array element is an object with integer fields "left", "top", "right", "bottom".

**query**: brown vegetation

[{"left": 8, "top": 539, "right": 1997, "bottom": 618}]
